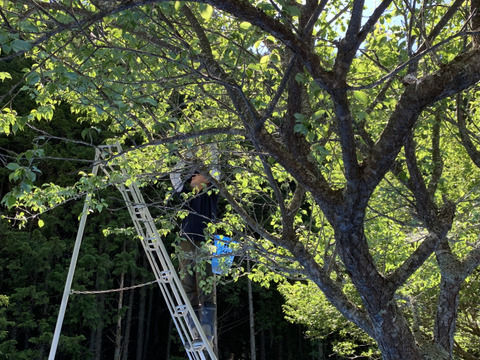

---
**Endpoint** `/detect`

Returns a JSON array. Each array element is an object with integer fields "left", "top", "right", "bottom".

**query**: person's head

[{"left": 190, "top": 172, "right": 209, "bottom": 191}]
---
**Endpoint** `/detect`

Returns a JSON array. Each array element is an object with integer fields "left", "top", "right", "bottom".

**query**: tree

[{"left": 2, "top": 1, "right": 480, "bottom": 359}]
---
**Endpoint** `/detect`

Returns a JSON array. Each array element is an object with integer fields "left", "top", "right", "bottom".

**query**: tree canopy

[{"left": 2, "top": 1, "right": 480, "bottom": 359}]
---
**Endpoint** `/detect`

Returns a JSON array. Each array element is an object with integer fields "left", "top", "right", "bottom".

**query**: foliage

[
  {"left": 279, "top": 280, "right": 380, "bottom": 359},
  {"left": 2, "top": 1, "right": 480, "bottom": 359}
]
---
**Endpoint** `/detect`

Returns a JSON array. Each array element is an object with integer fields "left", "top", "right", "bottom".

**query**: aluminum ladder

[{"left": 96, "top": 144, "right": 217, "bottom": 360}]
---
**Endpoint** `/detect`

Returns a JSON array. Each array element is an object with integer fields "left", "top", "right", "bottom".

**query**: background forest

[{"left": 2, "top": 1, "right": 480, "bottom": 360}]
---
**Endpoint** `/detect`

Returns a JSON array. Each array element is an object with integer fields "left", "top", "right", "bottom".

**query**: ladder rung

[
  {"left": 160, "top": 270, "right": 172, "bottom": 283},
  {"left": 133, "top": 208, "right": 147, "bottom": 220},
  {"left": 145, "top": 237, "right": 156, "bottom": 249},
  {"left": 185, "top": 340, "right": 205, "bottom": 351},
  {"left": 133, "top": 206, "right": 150, "bottom": 221},
  {"left": 174, "top": 305, "right": 188, "bottom": 317},
  {"left": 145, "top": 239, "right": 161, "bottom": 253}
]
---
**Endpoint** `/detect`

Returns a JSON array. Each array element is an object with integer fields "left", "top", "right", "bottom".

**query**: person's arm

[
  {"left": 170, "top": 160, "right": 186, "bottom": 193},
  {"left": 210, "top": 167, "right": 221, "bottom": 181}
]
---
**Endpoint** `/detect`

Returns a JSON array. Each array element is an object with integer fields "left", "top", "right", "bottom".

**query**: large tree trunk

[
  {"left": 136, "top": 254, "right": 148, "bottom": 360},
  {"left": 434, "top": 278, "right": 461, "bottom": 360},
  {"left": 89, "top": 328, "right": 96, "bottom": 357},
  {"left": 371, "top": 304, "right": 424, "bottom": 360},
  {"left": 433, "top": 239, "right": 465, "bottom": 359},
  {"left": 335, "top": 221, "right": 424, "bottom": 360}
]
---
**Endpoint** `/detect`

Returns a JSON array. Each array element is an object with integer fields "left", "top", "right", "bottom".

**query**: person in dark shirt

[
  {"left": 180, "top": 173, "right": 219, "bottom": 245},
  {"left": 170, "top": 169, "right": 219, "bottom": 347}
]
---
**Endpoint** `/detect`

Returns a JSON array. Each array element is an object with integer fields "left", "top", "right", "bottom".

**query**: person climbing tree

[{"left": 170, "top": 165, "right": 219, "bottom": 350}]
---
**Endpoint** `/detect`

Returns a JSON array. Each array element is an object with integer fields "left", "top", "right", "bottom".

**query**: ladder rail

[
  {"left": 97, "top": 145, "right": 217, "bottom": 360},
  {"left": 116, "top": 186, "right": 188, "bottom": 309},
  {"left": 48, "top": 159, "right": 101, "bottom": 360}
]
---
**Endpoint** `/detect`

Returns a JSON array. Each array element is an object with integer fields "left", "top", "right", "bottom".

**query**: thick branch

[
  {"left": 334, "top": 0, "right": 392, "bottom": 81},
  {"left": 281, "top": 56, "right": 315, "bottom": 174},
  {"left": 387, "top": 231, "right": 442, "bottom": 290},
  {"left": 289, "top": 238, "right": 375, "bottom": 338},
  {"left": 331, "top": 91, "right": 361, "bottom": 188},
  {"left": 359, "top": 0, "right": 393, "bottom": 37},
  {"left": 419, "top": 0, "right": 466, "bottom": 54},
  {"left": 181, "top": 5, "right": 212, "bottom": 57},
  {"left": 407, "top": 0, "right": 466, "bottom": 74}
]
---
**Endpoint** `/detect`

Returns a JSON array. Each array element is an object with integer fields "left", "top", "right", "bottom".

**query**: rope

[{"left": 71, "top": 280, "right": 157, "bottom": 295}]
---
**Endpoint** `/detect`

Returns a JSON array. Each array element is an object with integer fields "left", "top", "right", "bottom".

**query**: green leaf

[
  {"left": 354, "top": 91, "right": 369, "bottom": 104},
  {"left": 285, "top": 6, "right": 301, "bottom": 17},
  {"left": 18, "top": 20, "right": 39, "bottom": 33},
  {"left": 38, "top": 219, "right": 44, "bottom": 228},
  {"left": 270, "top": 53, "right": 280, "bottom": 64},
  {"left": 6, "top": 163, "right": 20, "bottom": 171},
  {"left": 200, "top": 4, "right": 213, "bottom": 21},
  {"left": 1, "top": 193, "right": 16, "bottom": 208},
  {"left": 260, "top": 55, "right": 269, "bottom": 64},
  {"left": 357, "top": 111, "right": 368, "bottom": 120},
  {"left": 240, "top": 22, "right": 251, "bottom": 30},
  {"left": 295, "top": 73, "right": 307, "bottom": 84},
  {"left": 26, "top": 72, "right": 40, "bottom": 85},
  {"left": 312, "top": 109, "right": 326, "bottom": 120},
  {"left": 294, "top": 123, "right": 307, "bottom": 135},
  {"left": 140, "top": 97, "right": 158, "bottom": 106},
  {"left": 294, "top": 113, "right": 306, "bottom": 121},
  {"left": 64, "top": 72, "right": 78, "bottom": 81},
  {"left": 10, "top": 39, "right": 32, "bottom": 52},
  {"left": 0, "top": 72, "right": 12, "bottom": 81}
]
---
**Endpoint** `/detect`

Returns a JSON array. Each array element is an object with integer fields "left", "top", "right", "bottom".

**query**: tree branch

[
  {"left": 461, "top": 239, "right": 480, "bottom": 278},
  {"left": 404, "top": 132, "right": 437, "bottom": 227},
  {"left": 363, "top": 48, "right": 480, "bottom": 195},
  {"left": 387, "top": 231, "right": 442, "bottom": 290},
  {"left": 456, "top": 93, "right": 480, "bottom": 167},
  {"left": 302, "top": 0, "right": 328, "bottom": 37},
  {"left": 334, "top": 0, "right": 392, "bottom": 81},
  {"left": 428, "top": 116, "right": 444, "bottom": 197},
  {"left": 331, "top": 91, "right": 361, "bottom": 187},
  {"left": 204, "top": 0, "right": 334, "bottom": 89}
]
